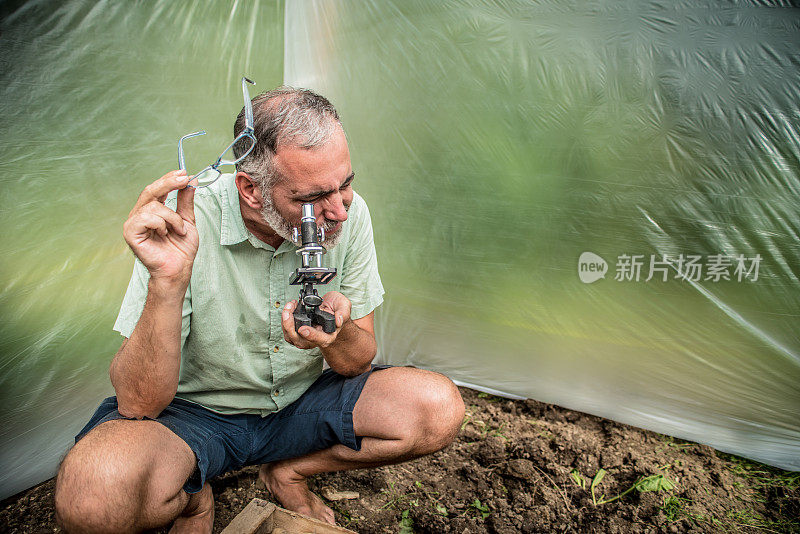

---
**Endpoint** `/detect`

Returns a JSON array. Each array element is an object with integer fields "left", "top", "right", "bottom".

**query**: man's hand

[
  {"left": 112, "top": 170, "right": 198, "bottom": 418},
  {"left": 281, "top": 291, "right": 352, "bottom": 349},
  {"left": 123, "top": 170, "right": 198, "bottom": 286}
]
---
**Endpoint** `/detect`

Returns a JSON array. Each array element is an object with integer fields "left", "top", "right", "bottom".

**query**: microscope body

[{"left": 289, "top": 204, "right": 337, "bottom": 333}]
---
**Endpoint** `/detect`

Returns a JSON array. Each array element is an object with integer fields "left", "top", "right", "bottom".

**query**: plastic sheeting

[
  {"left": 0, "top": 0, "right": 797, "bottom": 502},
  {"left": 0, "top": 0, "right": 284, "bottom": 499},
  {"left": 285, "top": 1, "right": 800, "bottom": 470}
]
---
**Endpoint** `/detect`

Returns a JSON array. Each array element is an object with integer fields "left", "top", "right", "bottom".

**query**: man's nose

[{"left": 320, "top": 192, "right": 348, "bottom": 222}]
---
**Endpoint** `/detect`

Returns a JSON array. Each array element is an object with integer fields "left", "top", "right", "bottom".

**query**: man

[{"left": 54, "top": 87, "right": 465, "bottom": 533}]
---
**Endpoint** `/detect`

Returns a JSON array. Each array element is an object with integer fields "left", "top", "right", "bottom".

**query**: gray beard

[{"left": 260, "top": 197, "right": 345, "bottom": 250}]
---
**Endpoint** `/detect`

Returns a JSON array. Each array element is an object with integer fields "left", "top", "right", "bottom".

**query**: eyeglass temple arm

[
  {"left": 178, "top": 130, "right": 207, "bottom": 170},
  {"left": 241, "top": 77, "right": 256, "bottom": 132}
]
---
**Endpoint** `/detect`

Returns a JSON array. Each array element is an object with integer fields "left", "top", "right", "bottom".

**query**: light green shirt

[{"left": 114, "top": 174, "right": 384, "bottom": 416}]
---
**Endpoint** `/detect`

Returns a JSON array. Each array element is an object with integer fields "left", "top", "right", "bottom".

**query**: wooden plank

[{"left": 220, "top": 498, "right": 276, "bottom": 534}]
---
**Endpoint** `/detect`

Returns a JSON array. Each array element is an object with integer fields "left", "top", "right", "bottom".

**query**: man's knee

[
  {"left": 56, "top": 437, "right": 145, "bottom": 532},
  {"left": 413, "top": 371, "right": 465, "bottom": 453},
  {"left": 55, "top": 420, "right": 193, "bottom": 533}
]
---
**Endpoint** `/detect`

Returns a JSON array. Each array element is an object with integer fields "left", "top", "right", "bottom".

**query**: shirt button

[
  {"left": 273, "top": 346, "right": 279, "bottom": 353},
  {"left": 273, "top": 389, "right": 280, "bottom": 396},
  {"left": 274, "top": 301, "right": 281, "bottom": 308}
]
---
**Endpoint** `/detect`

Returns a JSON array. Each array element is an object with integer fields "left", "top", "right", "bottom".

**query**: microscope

[{"left": 289, "top": 203, "right": 337, "bottom": 334}]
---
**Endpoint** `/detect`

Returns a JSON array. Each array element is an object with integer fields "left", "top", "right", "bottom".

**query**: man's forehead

[{"left": 273, "top": 132, "right": 351, "bottom": 194}]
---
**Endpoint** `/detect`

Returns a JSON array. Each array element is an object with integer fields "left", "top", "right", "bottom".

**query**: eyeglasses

[{"left": 178, "top": 76, "right": 257, "bottom": 189}]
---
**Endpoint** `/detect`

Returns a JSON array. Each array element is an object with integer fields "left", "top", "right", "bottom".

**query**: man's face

[{"left": 259, "top": 126, "right": 354, "bottom": 248}]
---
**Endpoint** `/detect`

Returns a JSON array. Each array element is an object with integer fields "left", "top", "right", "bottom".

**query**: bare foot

[
  {"left": 170, "top": 483, "right": 214, "bottom": 534},
  {"left": 259, "top": 463, "right": 335, "bottom": 525}
]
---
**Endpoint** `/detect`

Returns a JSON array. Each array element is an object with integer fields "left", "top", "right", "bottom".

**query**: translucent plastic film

[
  {"left": 285, "top": 1, "right": 800, "bottom": 470},
  {"left": 0, "top": 0, "right": 284, "bottom": 499}
]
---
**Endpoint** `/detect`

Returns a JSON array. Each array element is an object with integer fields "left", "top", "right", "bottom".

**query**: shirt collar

[{"left": 219, "top": 173, "right": 250, "bottom": 246}]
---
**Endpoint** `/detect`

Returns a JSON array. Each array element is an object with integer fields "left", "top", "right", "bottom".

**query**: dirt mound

[{"left": 2, "top": 387, "right": 797, "bottom": 533}]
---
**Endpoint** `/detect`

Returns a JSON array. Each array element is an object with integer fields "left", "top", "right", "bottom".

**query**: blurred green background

[
  {"left": 1, "top": 0, "right": 798, "bottom": 499},
  {"left": 285, "top": 0, "right": 799, "bottom": 471}
]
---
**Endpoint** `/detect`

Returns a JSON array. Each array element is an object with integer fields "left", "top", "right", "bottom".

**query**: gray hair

[{"left": 233, "top": 86, "right": 342, "bottom": 194}]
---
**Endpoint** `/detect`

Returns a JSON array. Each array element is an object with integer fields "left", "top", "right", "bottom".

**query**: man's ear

[{"left": 235, "top": 172, "right": 263, "bottom": 209}]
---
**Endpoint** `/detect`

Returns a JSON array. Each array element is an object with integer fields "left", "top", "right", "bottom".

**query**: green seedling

[
  {"left": 381, "top": 481, "right": 417, "bottom": 510},
  {"left": 411, "top": 480, "right": 440, "bottom": 502},
  {"left": 433, "top": 503, "right": 449, "bottom": 517},
  {"left": 656, "top": 435, "right": 697, "bottom": 454},
  {"left": 460, "top": 411, "right": 473, "bottom": 431},
  {"left": 477, "top": 392, "right": 500, "bottom": 403},
  {"left": 660, "top": 495, "right": 690, "bottom": 522},
  {"left": 719, "top": 452, "right": 800, "bottom": 492},
  {"left": 570, "top": 469, "right": 587, "bottom": 490},
  {"left": 538, "top": 429, "right": 556, "bottom": 441},
  {"left": 726, "top": 508, "right": 800, "bottom": 532},
  {"left": 590, "top": 468, "right": 675, "bottom": 505},
  {"left": 489, "top": 421, "right": 509, "bottom": 441},
  {"left": 463, "top": 418, "right": 509, "bottom": 441},
  {"left": 468, "top": 498, "right": 491, "bottom": 520},
  {"left": 399, "top": 509, "right": 414, "bottom": 534}
]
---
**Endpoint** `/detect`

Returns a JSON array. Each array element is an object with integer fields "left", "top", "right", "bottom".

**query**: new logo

[{"left": 578, "top": 252, "right": 608, "bottom": 284}]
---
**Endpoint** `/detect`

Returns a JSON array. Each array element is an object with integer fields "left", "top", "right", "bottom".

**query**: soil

[{"left": 2, "top": 387, "right": 798, "bottom": 533}]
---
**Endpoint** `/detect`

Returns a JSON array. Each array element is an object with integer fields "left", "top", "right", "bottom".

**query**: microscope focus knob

[{"left": 302, "top": 293, "right": 324, "bottom": 307}]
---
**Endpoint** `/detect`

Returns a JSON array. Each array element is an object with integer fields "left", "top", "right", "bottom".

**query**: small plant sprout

[
  {"left": 569, "top": 469, "right": 583, "bottom": 488},
  {"left": 660, "top": 495, "right": 689, "bottom": 522},
  {"left": 589, "top": 469, "right": 676, "bottom": 506},
  {"left": 570, "top": 469, "right": 587, "bottom": 489},
  {"left": 381, "top": 481, "right": 416, "bottom": 510},
  {"left": 398, "top": 509, "right": 414, "bottom": 534},
  {"left": 469, "top": 498, "right": 491, "bottom": 520},
  {"left": 462, "top": 417, "right": 508, "bottom": 440},
  {"left": 489, "top": 422, "right": 509, "bottom": 441},
  {"left": 460, "top": 411, "right": 473, "bottom": 431}
]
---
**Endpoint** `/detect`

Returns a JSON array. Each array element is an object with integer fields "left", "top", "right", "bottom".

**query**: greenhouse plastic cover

[{"left": 0, "top": 0, "right": 798, "bottom": 500}]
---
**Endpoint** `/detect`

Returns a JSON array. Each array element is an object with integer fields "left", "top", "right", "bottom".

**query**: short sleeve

[
  {"left": 340, "top": 195, "right": 384, "bottom": 320},
  {"left": 113, "top": 257, "right": 192, "bottom": 346}
]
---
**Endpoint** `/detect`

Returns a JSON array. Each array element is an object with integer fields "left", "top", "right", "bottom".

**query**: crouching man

[{"left": 55, "top": 86, "right": 464, "bottom": 533}]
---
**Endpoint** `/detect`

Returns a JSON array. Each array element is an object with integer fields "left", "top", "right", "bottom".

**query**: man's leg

[
  {"left": 260, "top": 367, "right": 465, "bottom": 523},
  {"left": 54, "top": 419, "right": 212, "bottom": 534}
]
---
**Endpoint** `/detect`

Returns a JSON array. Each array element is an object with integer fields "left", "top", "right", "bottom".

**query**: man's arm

[
  {"left": 110, "top": 279, "right": 187, "bottom": 418},
  {"left": 281, "top": 293, "right": 376, "bottom": 377},
  {"left": 110, "top": 170, "right": 198, "bottom": 418}
]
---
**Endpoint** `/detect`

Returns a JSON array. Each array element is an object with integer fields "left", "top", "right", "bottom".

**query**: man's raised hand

[{"left": 123, "top": 170, "right": 199, "bottom": 286}]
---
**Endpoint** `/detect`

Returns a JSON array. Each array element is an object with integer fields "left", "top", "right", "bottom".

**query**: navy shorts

[{"left": 75, "top": 365, "right": 391, "bottom": 493}]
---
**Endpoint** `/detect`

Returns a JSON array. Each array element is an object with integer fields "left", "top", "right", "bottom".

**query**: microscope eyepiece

[{"left": 301, "top": 203, "right": 315, "bottom": 221}]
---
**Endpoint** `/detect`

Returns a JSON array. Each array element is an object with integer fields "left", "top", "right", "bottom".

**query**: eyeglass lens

[
  {"left": 194, "top": 167, "right": 222, "bottom": 187},
  {"left": 221, "top": 135, "right": 256, "bottom": 166}
]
